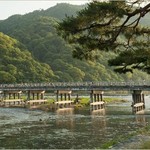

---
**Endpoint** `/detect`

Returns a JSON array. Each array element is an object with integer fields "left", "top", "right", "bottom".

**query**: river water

[{"left": 0, "top": 95, "right": 150, "bottom": 149}]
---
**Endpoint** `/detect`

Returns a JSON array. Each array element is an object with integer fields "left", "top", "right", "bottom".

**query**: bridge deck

[
  {"left": 27, "top": 100, "right": 47, "bottom": 104},
  {"left": 2, "top": 99, "right": 24, "bottom": 103},
  {"left": 90, "top": 101, "right": 105, "bottom": 105},
  {"left": 133, "top": 103, "right": 144, "bottom": 107},
  {"left": 0, "top": 82, "right": 150, "bottom": 91},
  {"left": 55, "top": 100, "right": 73, "bottom": 104}
]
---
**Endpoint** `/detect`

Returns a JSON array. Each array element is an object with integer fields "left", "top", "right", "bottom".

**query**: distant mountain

[
  {"left": 0, "top": 3, "right": 149, "bottom": 83},
  {"left": 42, "top": 3, "right": 86, "bottom": 20}
]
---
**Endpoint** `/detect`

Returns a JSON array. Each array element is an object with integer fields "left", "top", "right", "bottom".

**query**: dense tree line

[
  {"left": 0, "top": 32, "right": 55, "bottom": 83},
  {"left": 0, "top": 3, "right": 149, "bottom": 83}
]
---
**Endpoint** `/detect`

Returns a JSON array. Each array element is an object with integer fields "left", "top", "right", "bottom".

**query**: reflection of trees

[{"left": 56, "top": 108, "right": 74, "bottom": 129}]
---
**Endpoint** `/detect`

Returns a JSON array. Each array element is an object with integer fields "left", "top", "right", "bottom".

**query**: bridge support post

[
  {"left": 27, "top": 91, "right": 30, "bottom": 100},
  {"left": 2, "top": 91, "right": 23, "bottom": 106},
  {"left": 90, "top": 90, "right": 105, "bottom": 112},
  {"left": 4, "top": 91, "right": 22, "bottom": 100},
  {"left": 29, "top": 90, "right": 45, "bottom": 100},
  {"left": 132, "top": 90, "right": 145, "bottom": 113},
  {"left": 55, "top": 90, "right": 72, "bottom": 109},
  {"left": 27, "top": 90, "right": 46, "bottom": 106}
]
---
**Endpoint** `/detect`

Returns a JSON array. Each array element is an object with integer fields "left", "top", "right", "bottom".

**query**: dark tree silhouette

[{"left": 58, "top": 0, "right": 150, "bottom": 74}]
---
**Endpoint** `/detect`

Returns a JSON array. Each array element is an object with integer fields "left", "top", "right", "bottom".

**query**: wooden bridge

[
  {"left": 0, "top": 81, "right": 149, "bottom": 114},
  {"left": 0, "top": 81, "right": 149, "bottom": 91}
]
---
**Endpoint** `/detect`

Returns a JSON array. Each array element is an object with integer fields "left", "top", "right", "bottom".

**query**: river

[{"left": 0, "top": 95, "right": 150, "bottom": 149}]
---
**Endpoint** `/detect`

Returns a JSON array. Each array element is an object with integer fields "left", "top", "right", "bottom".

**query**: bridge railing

[{"left": 0, "top": 81, "right": 149, "bottom": 89}]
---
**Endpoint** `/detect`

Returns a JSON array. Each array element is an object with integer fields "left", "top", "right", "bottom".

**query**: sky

[{"left": 0, "top": 0, "right": 90, "bottom": 20}]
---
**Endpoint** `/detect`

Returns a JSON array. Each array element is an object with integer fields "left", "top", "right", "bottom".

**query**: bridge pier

[
  {"left": 132, "top": 90, "right": 145, "bottom": 113},
  {"left": 3, "top": 90, "right": 22, "bottom": 100},
  {"left": 55, "top": 90, "right": 73, "bottom": 109},
  {"left": 27, "top": 90, "right": 46, "bottom": 106},
  {"left": 27, "top": 90, "right": 45, "bottom": 100},
  {"left": 90, "top": 90, "right": 105, "bottom": 111},
  {"left": 2, "top": 90, "right": 24, "bottom": 106},
  {"left": 55, "top": 90, "right": 72, "bottom": 101}
]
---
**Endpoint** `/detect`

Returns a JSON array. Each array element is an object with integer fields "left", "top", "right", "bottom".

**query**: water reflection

[
  {"left": 91, "top": 109, "right": 107, "bottom": 134},
  {"left": 56, "top": 108, "right": 74, "bottom": 129},
  {"left": 91, "top": 108, "right": 106, "bottom": 116},
  {"left": 1, "top": 96, "right": 150, "bottom": 149},
  {"left": 56, "top": 108, "right": 74, "bottom": 115},
  {"left": 135, "top": 111, "right": 146, "bottom": 125}
]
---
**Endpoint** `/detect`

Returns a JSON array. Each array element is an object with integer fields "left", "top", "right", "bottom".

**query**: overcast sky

[{"left": 0, "top": 0, "right": 90, "bottom": 20}]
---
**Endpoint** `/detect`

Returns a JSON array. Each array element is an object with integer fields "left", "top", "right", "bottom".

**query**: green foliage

[
  {"left": 0, "top": 32, "right": 55, "bottom": 83},
  {"left": 58, "top": 1, "right": 150, "bottom": 74},
  {"left": 79, "top": 97, "right": 90, "bottom": 105},
  {"left": 104, "top": 97, "right": 127, "bottom": 103},
  {"left": 58, "top": 1, "right": 129, "bottom": 55},
  {"left": 0, "top": 71, "right": 16, "bottom": 83},
  {"left": 141, "top": 141, "right": 150, "bottom": 149},
  {"left": 42, "top": 3, "right": 85, "bottom": 20},
  {"left": 0, "top": 3, "right": 150, "bottom": 83},
  {"left": 47, "top": 99, "right": 55, "bottom": 104},
  {"left": 109, "top": 39, "right": 150, "bottom": 74}
]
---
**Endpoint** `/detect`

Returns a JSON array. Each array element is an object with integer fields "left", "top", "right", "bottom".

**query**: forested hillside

[
  {"left": 41, "top": 3, "right": 85, "bottom": 20},
  {"left": 0, "top": 3, "right": 149, "bottom": 83},
  {"left": 0, "top": 32, "right": 55, "bottom": 83}
]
